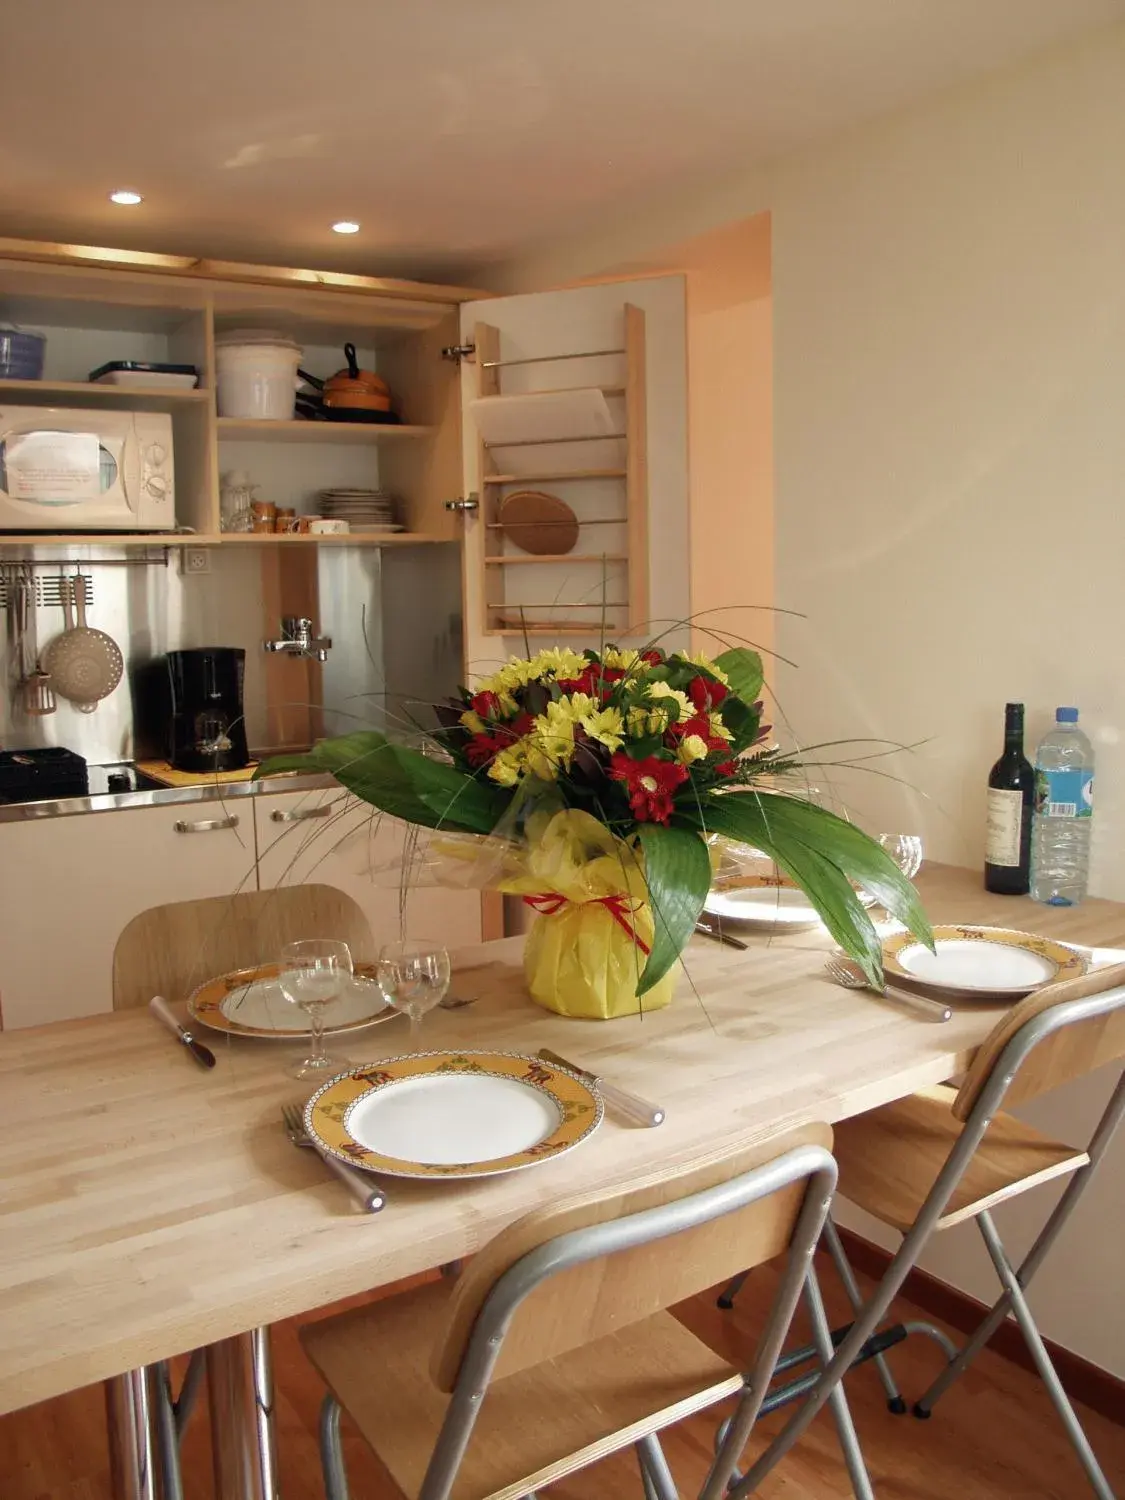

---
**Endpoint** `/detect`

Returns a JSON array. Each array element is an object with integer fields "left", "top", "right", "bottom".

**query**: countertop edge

[{"left": 0, "top": 770, "right": 339, "bottom": 823}]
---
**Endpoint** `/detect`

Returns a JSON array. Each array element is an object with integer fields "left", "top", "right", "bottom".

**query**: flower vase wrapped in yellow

[
  {"left": 263, "top": 642, "right": 932, "bottom": 1019},
  {"left": 501, "top": 808, "right": 675, "bottom": 1019}
]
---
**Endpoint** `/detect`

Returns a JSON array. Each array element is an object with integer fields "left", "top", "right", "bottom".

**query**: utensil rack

[
  {"left": 0, "top": 551, "right": 170, "bottom": 607},
  {"left": 469, "top": 307, "right": 648, "bottom": 638}
]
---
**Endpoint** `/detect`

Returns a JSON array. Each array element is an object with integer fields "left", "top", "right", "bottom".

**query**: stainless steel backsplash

[{"left": 0, "top": 542, "right": 463, "bottom": 764}]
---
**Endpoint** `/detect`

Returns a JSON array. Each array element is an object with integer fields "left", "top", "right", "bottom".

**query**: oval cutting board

[{"left": 498, "top": 490, "right": 580, "bottom": 555}]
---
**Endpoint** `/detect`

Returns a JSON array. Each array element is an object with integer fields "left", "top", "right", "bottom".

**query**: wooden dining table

[{"left": 3, "top": 862, "right": 1124, "bottom": 1500}]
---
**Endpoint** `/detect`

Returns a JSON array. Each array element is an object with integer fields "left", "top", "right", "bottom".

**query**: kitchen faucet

[{"left": 263, "top": 616, "right": 332, "bottom": 663}]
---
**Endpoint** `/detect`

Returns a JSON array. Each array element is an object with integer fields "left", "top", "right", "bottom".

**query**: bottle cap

[{"left": 1056, "top": 707, "right": 1079, "bottom": 723}]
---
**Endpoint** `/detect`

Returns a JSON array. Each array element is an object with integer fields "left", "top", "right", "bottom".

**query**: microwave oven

[{"left": 0, "top": 407, "right": 175, "bottom": 530}]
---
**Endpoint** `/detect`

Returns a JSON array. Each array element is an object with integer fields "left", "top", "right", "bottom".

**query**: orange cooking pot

[{"left": 321, "top": 343, "right": 392, "bottom": 411}]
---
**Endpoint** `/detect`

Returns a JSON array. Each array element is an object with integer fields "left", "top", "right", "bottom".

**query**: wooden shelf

[
  {"left": 0, "top": 378, "right": 209, "bottom": 409},
  {"left": 488, "top": 624, "right": 620, "bottom": 636},
  {"left": 216, "top": 418, "right": 433, "bottom": 444},
  {"left": 212, "top": 531, "right": 436, "bottom": 546},
  {"left": 0, "top": 532, "right": 200, "bottom": 547},
  {"left": 481, "top": 468, "right": 626, "bottom": 485},
  {"left": 484, "top": 553, "right": 627, "bottom": 565}
]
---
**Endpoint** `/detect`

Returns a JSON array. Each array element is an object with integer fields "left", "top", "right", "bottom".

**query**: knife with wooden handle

[
  {"left": 149, "top": 995, "right": 217, "bottom": 1068},
  {"left": 538, "top": 1048, "right": 665, "bottom": 1127}
]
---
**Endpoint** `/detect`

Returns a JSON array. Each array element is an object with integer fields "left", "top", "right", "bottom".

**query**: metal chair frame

[
  {"left": 729, "top": 982, "right": 1125, "bottom": 1500},
  {"left": 318, "top": 1142, "right": 878, "bottom": 1500}
]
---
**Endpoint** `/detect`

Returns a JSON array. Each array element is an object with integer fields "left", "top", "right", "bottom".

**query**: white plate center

[
  {"left": 221, "top": 974, "right": 387, "bottom": 1031},
  {"left": 706, "top": 887, "right": 816, "bottom": 923},
  {"left": 346, "top": 1074, "right": 562, "bottom": 1165},
  {"left": 898, "top": 940, "right": 1055, "bottom": 989}
]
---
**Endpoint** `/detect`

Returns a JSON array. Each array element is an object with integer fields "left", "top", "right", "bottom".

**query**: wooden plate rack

[{"left": 469, "top": 306, "right": 648, "bottom": 638}]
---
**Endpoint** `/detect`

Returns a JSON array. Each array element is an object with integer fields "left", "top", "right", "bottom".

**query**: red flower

[
  {"left": 559, "top": 664, "right": 625, "bottom": 699},
  {"left": 688, "top": 676, "right": 728, "bottom": 713},
  {"left": 470, "top": 690, "right": 502, "bottom": 719},
  {"left": 610, "top": 753, "right": 689, "bottom": 825},
  {"left": 713, "top": 760, "right": 738, "bottom": 777},
  {"left": 640, "top": 649, "right": 664, "bottom": 666},
  {"left": 495, "top": 711, "right": 533, "bottom": 744},
  {"left": 464, "top": 733, "right": 500, "bottom": 768}
]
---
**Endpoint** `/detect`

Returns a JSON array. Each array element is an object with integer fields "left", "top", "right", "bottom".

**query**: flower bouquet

[{"left": 261, "top": 644, "right": 931, "bottom": 1020}]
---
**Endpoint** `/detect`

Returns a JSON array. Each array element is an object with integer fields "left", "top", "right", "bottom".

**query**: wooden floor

[{"left": 3, "top": 1256, "right": 1123, "bottom": 1499}]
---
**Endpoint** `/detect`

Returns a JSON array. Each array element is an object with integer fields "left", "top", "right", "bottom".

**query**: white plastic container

[{"left": 215, "top": 331, "right": 302, "bottom": 420}]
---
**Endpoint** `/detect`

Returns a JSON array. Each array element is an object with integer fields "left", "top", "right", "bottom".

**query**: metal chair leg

[
  {"left": 717, "top": 1269, "right": 750, "bottom": 1310},
  {"left": 149, "top": 1363, "right": 185, "bottom": 1500},
  {"left": 637, "top": 1444, "right": 663, "bottom": 1500},
  {"left": 173, "top": 1348, "right": 207, "bottom": 1439},
  {"left": 636, "top": 1433, "right": 680, "bottom": 1500},
  {"left": 803, "top": 1265, "right": 876, "bottom": 1500},
  {"left": 823, "top": 1217, "right": 907, "bottom": 1414},
  {"left": 976, "top": 1212, "right": 1116, "bottom": 1500},
  {"left": 320, "top": 1394, "right": 351, "bottom": 1500},
  {"left": 105, "top": 1368, "right": 158, "bottom": 1500}
]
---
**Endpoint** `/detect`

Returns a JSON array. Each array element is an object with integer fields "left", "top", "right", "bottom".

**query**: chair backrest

[
  {"left": 431, "top": 1121, "right": 832, "bottom": 1392},
  {"left": 113, "top": 884, "right": 375, "bottom": 1010},
  {"left": 954, "top": 961, "right": 1125, "bottom": 1121}
]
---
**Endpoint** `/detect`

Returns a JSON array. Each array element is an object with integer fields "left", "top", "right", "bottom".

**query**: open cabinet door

[{"left": 456, "top": 276, "right": 688, "bottom": 682}]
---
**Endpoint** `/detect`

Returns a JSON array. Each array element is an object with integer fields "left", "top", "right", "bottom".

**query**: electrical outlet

[{"left": 181, "top": 548, "right": 211, "bottom": 576}]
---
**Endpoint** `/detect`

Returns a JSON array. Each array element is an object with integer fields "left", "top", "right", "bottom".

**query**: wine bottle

[{"left": 985, "top": 702, "right": 1035, "bottom": 894}]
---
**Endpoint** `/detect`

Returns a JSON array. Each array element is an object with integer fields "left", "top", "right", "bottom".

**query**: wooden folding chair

[
  {"left": 108, "top": 884, "right": 374, "bottom": 1500},
  {"left": 298, "top": 1124, "right": 873, "bottom": 1500},
  {"left": 734, "top": 962, "right": 1125, "bottom": 1500}
]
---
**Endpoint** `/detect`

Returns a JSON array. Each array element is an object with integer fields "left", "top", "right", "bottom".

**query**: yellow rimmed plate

[
  {"left": 704, "top": 874, "right": 876, "bottom": 933},
  {"left": 187, "top": 962, "right": 392, "bottom": 1040},
  {"left": 304, "top": 1050, "right": 604, "bottom": 1179},
  {"left": 882, "top": 925, "right": 1087, "bottom": 998}
]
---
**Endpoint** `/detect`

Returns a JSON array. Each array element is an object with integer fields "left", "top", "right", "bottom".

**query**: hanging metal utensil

[{"left": 43, "top": 573, "right": 123, "bottom": 713}]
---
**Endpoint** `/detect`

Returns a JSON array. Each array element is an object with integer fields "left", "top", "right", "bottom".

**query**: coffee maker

[{"left": 167, "top": 648, "right": 249, "bottom": 772}]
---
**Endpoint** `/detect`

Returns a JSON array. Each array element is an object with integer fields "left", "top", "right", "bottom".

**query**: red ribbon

[{"left": 522, "top": 891, "right": 651, "bottom": 955}]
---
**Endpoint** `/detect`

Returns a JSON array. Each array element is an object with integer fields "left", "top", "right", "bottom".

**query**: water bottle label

[{"left": 1035, "top": 769, "right": 1093, "bottom": 819}]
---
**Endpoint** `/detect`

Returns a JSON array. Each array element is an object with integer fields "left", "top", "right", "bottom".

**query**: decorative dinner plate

[
  {"left": 704, "top": 875, "right": 876, "bottom": 932},
  {"left": 882, "top": 926, "right": 1087, "bottom": 997},
  {"left": 187, "top": 962, "right": 392, "bottom": 1039},
  {"left": 304, "top": 1050, "right": 603, "bottom": 1179}
]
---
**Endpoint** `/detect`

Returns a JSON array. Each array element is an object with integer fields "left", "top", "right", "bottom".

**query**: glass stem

[
  {"left": 408, "top": 1007, "right": 422, "bottom": 1042},
  {"left": 308, "top": 1004, "right": 326, "bottom": 1062}
]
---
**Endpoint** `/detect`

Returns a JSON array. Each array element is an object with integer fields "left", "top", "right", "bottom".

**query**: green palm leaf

[{"left": 635, "top": 823, "right": 713, "bottom": 995}]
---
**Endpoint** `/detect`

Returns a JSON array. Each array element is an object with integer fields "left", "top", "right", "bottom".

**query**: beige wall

[{"left": 495, "top": 24, "right": 1125, "bottom": 1376}]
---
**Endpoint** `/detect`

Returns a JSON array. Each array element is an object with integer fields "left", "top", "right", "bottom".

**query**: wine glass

[
  {"left": 377, "top": 940, "right": 451, "bottom": 1041},
  {"left": 874, "top": 834, "right": 924, "bottom": 926},
  {"left": 278, "top": 939, "right": 353, "bottom": 1081}
]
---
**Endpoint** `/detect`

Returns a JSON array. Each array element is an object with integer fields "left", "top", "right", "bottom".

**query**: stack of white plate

[{"left": 316, "top": 488, "right": 403, "bottom": 533}]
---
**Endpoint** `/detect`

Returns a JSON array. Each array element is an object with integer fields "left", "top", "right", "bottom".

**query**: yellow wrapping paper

[{"left": 499, "top": 808, "right": 676, "bottom": 1020}]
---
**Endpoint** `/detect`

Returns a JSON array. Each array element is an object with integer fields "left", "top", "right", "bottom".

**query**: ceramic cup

[{"left": 309, "top": 518, "right": 350, "bottom": 535}]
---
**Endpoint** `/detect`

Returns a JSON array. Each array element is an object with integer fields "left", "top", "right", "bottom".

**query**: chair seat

[
  {"left": 301, "top": 1277, "right": 742, "bottom": 1500},
  {"left": 833, "top": 1084, "right": 1089, "bottom": 1233}
]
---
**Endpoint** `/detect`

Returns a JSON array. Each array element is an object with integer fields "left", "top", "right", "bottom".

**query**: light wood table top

[{"left": 2, "top": 862, "right": 1123, "bottom": 1417}]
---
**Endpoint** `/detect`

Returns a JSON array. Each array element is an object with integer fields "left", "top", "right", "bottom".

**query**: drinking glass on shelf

[
  {"left": 377, "top": 941, "right": 451, "bottom": 1041},
  {"left": 278, "top": 938, "right": 353, "bottom": 1081}
]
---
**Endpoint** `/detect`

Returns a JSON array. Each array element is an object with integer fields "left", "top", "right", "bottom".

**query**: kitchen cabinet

[
  {"left": 253, "top": 789, "right": 483, "bottom": 952},
  {"left": 0, "top": 801, "right": 254, "bottom": 1029}
]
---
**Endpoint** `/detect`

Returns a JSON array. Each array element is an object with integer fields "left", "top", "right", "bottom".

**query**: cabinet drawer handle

[
  {"left": 270, "top": 805, "right": 333, "bottom": 824},
  {"left": 174, "top": 815, "right": 240, "bottom": 834}
]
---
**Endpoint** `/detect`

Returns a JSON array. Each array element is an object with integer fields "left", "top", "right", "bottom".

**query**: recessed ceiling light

[
  {"left": 332, "top": 220, "right": 360, "bottom": 234},
  {"left": 109, "top": 189, "right": 143, "bottom": 206}
]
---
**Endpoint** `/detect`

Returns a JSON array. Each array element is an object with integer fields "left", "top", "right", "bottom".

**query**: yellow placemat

[{"left": 136, "top": 760, "right": 261, "bottom": 788}]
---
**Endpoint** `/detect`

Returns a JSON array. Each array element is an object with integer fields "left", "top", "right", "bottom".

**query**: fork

[
  {"left": 280, "top": 1103, "right": 387, "bottom": 1213},
  {"left": 824, "top": 956, "right": 953, "bottom": 1023}
]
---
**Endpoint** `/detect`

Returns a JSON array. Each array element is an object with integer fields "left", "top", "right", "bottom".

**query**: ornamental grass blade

[{"left": 636, "top": 823, "right": 713, "bottom": 995}]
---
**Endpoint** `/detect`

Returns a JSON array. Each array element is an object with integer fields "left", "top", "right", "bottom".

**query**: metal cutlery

[
  {"left": 149, "top": 995, "right": 217, "bottom": 1067},
  {"left": 824, "top": 956, "right": 953, "bottom": 1023},
  {"left": 280, "top": 1103, "right": 386, "bottom": 1213},
  {"left": 694, "top": 919, "right": 749, "bottom": 950},
  {"left": 537, "top": 1047, "right": 665, "bottom": 1127}
]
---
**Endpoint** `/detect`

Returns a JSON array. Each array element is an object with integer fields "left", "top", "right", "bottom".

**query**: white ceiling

[{"left": 1, "top": 0, "right": 1121, "bottom": 282}]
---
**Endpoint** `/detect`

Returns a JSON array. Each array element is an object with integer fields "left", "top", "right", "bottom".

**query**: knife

[
  {"left": 537, "top": 1048, "right": 664, "bottom": 1127},
  {"left": 149, "top": 995, "right": 217, "bottom": 1069},
  {"left": 694, "top": 919, "right": 749, "bottom": 951}
]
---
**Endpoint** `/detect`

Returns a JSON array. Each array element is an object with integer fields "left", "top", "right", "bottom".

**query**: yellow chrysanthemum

[
  {"left": 684, "top": 652, "right": 730, "bottom": 685},
  {"left": 487, "top": 747, "right": 524, "bottom": 786},
  {"left": 709, "top": 712, "right": 734, "bottom": 743},
  {"left": 460, "top": 709, "right": 486, "bottom": 734},
  {"left": 580, "top": 704, "right": 625, "bottom": 753},
  {"left": 602, "top": 646, "right": 643, "bottom": 673},
  {"left": 528, "top": 647, "right": 587, "bottom": 682},
  {"left": 529, "top": 697, "right": 586, "bottom": 775},
  {"left": 646, "top": 681, "right": 693, "bottom": 721},
  {"left": 675, "top": 733, "right": 709, "bottom": 765}
]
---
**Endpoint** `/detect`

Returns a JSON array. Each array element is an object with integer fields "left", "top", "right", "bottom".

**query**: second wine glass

[
  {"left": 377, "top": 940, "right": 451, "bottom": 1041},
  {"left": 278, "top": 938, "right": 353, "bottom": 1081}
]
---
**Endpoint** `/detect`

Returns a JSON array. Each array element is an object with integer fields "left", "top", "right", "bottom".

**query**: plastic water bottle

[{"left": 1030, "top": 707, "right": 1094, "bottom": 906}]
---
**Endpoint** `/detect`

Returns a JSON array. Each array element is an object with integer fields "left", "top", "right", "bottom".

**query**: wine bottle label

[
  {"left": 986, "top": 788, "right": 1024, "bottom": 866},
  {"left": 1035, "top": 769, "right": 1094, "bottom": 819}
]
